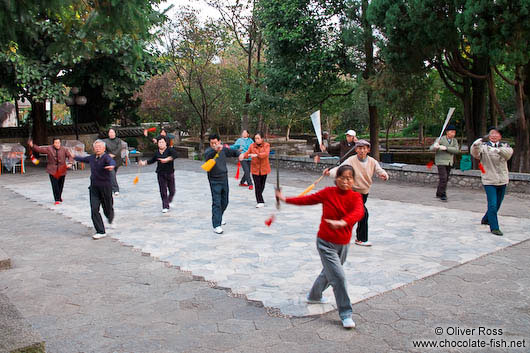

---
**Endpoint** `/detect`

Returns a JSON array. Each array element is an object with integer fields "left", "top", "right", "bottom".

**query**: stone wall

[{"left": 269, "top": 155, "right": 530, "bottom": 194}]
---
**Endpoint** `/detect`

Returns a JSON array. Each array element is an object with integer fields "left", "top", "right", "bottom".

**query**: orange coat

[{"left": 243, "top": 142, "right": 271, "bottom": 175}]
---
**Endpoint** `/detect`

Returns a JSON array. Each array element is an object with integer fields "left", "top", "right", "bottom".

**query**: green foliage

[{"left": 0, "top": 0, "right": 167, "bottom": 126}]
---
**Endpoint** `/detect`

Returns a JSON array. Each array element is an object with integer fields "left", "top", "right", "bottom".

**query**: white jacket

[{"left": 470, "top": 139, "right": 513, "bottom": 185}]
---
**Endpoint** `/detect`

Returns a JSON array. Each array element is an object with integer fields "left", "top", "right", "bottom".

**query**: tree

[
  {"left": 207, "top": 0, "right": 264, "bottom": 132},
  {"left": 0, "top": 0, "right": 166, "bottom": 144},
  {"left": 370, "top": 0, "right": 530, "bottom": 171},
  {"left": 258, "top": 0, "right": 384, "bottom": 159},
  {"left": 163, "top": 10, "right": 230, "bottom": 153}
]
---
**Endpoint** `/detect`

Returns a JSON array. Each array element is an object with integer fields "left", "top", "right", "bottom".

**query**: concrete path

[{"left": 0, "top": 160, "right": 529, "bottom": 352}]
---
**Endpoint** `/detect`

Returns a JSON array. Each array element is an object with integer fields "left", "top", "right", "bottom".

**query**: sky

[{"left": 161, "top": 0, "right": 220, "bottom": 21}]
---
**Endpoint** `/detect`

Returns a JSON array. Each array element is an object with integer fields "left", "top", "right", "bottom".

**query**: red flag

[
  {"left": 426, "top": 161, "right": 434, "bottom": 169},
  {"left": 478, "top": 162, "right": 486, "bottom": 174},
  {"left": 264, "top": 215, "right": 276, "bottom": 227},
  {"left": 235, "top": 161, "right": 240, "bottom": 179},
  {"left": 147, "top": 127, "right": 156, "bottom": 132}
]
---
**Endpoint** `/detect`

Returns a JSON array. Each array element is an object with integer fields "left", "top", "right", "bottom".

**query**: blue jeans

[
  {"left": 209, "top": 178, "right": 229, "bottom": 227},
  {"left": 482, "top": 185, "right": 506, "bottom": 231}
]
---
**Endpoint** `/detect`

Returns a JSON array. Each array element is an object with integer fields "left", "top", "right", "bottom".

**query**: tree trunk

[
  {"left": 31, "top": 101, "right": 47, "bottom": 145},
  {"left": 471, "top": 57, "right": 489, "bottom": 136},
  {"left": 286, "top": 118, "right": 292, "bottom": 141},
  {"left": 488, "top": 69, "right": 498, "bottom": 128},
  {"left": 368, "top": 96, "right": 380, "bottom": 160},
  {"left": 362, "top": 0, "right": 379, "bottom": 160},
  {"left": 14, "top": 98, "right": 20, "bottom": 126},
  {"left": 241, "top": 39, "right": 253, "bottom": 132},
  {"left": 511, "top": 65, "right": 529, "bottom": 172},
  {"left": 418, "top": 121, "right": 424, "bottom": 144}
]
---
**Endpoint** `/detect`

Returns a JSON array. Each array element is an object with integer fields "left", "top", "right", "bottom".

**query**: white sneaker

[
  {"left": 354, "top": 240, "right": 372, "bottom": 247},
  {"left": 221, "top": 218, "right": 226, "bottom": 225},
  {"left": 342, "top": 317, "right": 356, "bottom": 329},
  {"left": 306, "top": 295, "right": 330, "bottom": 304},
  {"left": 162, "top": 208, "right": 169, "bottom": 213},
  {"left": 92, "top": 233, "right": 107, "bottom": 240},
  {"left": 114, "top": 192, "right": 120, "bottom": 196},
  {"left": 255, "top": 203, "right": 265, "bottom": 208},
  {"left": 213, "top": 226, "right": 223, "bottom": 234}
]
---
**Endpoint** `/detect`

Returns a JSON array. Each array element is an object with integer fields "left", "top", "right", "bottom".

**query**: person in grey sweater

[
  {"left": 429, "top": 124, "right": 460, "bottom": 201},
  {"left": 103, "top": 128, "right": 125, "bottom": 196}
]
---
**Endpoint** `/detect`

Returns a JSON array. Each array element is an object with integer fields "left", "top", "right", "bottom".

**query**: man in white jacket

[{"left": 470, "top": 127, "right": 513, "bottom": 236}]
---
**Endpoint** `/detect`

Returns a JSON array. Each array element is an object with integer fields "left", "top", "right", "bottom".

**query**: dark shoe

[
  {"left": 491, "top": 229, "right": 503, "bottom": 236},
  {"left": 481, "top": 219, "right": 489, "bottom": 225},
  {"left": 435, "top": 194, "right": 442, "bottom": 198},
  {"left": 440, "top": 195, "right": 447, "bottom": 201}
]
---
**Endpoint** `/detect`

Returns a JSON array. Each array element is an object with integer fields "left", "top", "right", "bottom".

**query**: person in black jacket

[
  {"left": 204, "top": 134, "right": 244, "bottom": 234},
  {"left": 139, "top": 136, "right": 178, "bottom": 213}
]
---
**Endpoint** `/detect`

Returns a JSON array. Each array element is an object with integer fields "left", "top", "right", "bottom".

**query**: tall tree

[
  {"left": 163, "top": 10, "right": 229, "bottom": 153},
  {"left": 207, "top": 0, "right": 263, "bottom": 132},
  {"left": 258, "top": 0, "right": 384, "bottom": 159},
  {"left": 370, "top": 0, "right": 530, "bottom": 171},
  {"left": 0, "top": 0, "right": 166, "bottom": 144}
]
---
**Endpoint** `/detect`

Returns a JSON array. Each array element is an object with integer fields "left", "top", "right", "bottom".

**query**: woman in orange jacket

[{"left": 242, "top": 132, "right": 271, "bottom": 208}]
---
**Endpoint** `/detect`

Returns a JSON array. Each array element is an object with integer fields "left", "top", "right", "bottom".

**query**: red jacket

[
  {"left": 286, "top": 187, "right": 364, "bottom": 245},
  {"left": 32, "top": 145, "right": 73, "bottom": 177},
  {"left": 243, "top": 142, "right": 271, "bottom": 175}
]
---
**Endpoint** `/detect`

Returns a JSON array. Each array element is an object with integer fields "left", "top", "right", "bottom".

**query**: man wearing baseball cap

[
  {"left": 429, "top": 124, "right": 460, "bottom": 201},
  {"left": 340, "top": 130, "right": 358, "bottom": 159}
]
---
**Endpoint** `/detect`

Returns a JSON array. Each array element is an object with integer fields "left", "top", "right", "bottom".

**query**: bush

[{"left": 124, "top": 137, "right": 139, "bottom": 149}]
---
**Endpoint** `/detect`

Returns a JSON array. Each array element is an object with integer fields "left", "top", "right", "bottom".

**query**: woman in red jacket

[
  {"left": 276, "top": 165, "right": 364, "bottom": 329},
  {"left": 242, "top": 132, "right": 271, "bottom": 208},
  {"left": 28, "top": 138, "right": 74, "bottom": 204}
]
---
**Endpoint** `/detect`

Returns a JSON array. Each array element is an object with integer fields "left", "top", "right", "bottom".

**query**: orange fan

[
  {"left": 147, "top": 127, "right": 156, "bottom": 132},
  {"left": 426, "top": 161, "right": 434, "bottom": 169},
  {"left": 478, "top": 162, "right": 486, "bottom": 174}
]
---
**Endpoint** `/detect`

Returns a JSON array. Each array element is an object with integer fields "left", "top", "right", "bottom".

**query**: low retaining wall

[{"left": 272, "top": 155, "right": 530, "bottom": 194}]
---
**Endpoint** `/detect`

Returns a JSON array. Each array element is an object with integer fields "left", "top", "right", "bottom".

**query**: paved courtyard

[
  {"left": 3, "top": 161, "right": 530, "bottom": 317},
  {"left": 1, "top": 159, "right": 529, "bottom": 352}
]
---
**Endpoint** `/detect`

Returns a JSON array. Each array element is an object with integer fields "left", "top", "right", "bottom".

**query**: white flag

[
  {"left": 310, "top": 110, "right": 322, "bottom": 147},
  {"left": 438, "top": 107, "right": 456, "bottom": 139}
]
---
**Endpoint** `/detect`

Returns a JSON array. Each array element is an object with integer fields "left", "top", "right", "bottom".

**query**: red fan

[
  {"left": 235, "top": 161, "right": 240, "bottom": 179},
  {"left": 147, "top": 127, "right": 157, "bottom": 132},
  {"left": 426, "top": 161, "right": 434, "bottom": 169},
  {"left": 478, "top": 162, "right": 486, "bottom": 174}
]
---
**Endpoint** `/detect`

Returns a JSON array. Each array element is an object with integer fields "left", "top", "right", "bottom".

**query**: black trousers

[
  {"left": 252, "top": 174, "right": 267, "bottom": 204},
  {"left": 49, "top": 174, "right": 65, "bottom": 202},
  {"left": 240, "top": 160, "right": 253, "bottom": 186},
  {"left": 356, "top": 193, "right": 369, "bottom": 242},
  {"left": 89, "top": 185, "right": 114, "bottom": 234},
  {"left": 157, "top": 172, "right": 175, "bottom": 209},
  {"left": 436, "top": 165, "right": 452, "bottom": 197}
]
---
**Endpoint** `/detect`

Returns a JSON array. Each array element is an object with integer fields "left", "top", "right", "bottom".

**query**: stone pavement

[
  {"left": 0, "top": 160, "right": 529, "bottom": 352},
  {"left": 3, "top": 161, "right": 530, "bottom": 317}
]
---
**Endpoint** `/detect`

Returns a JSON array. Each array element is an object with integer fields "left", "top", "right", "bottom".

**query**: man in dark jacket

[
  {"left": 28, "top": 137, "right": 74, "bottom": 204},
  {"left": 204, "top": 134, "right": 244, "bottom": 234},
  {"left": 74, "top": 140, "right": 116, "bottom": 239}
]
